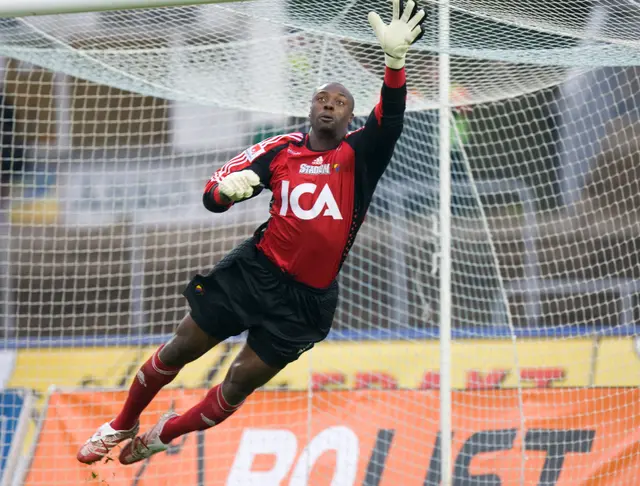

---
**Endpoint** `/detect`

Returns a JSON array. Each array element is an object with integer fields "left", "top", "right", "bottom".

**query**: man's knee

[
  {"left": 224, "top": 360, "right": 259, "bottom": 398},
  {"left": 159, "top": 314, "right": 220, "bottom": 367},
  {"left": 222, "top": 345, "right": 282, "bottom": 403}
]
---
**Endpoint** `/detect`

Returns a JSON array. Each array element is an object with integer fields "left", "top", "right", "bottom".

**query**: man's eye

[{"left": 337, "top": 100, "right": 345, "bottom": 105}]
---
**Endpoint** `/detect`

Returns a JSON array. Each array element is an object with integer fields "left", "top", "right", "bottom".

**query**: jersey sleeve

[
  {"left": 202, "top": 133, "right": 302, "bottom": 213},
  {"left": 347, "top": 66, "right": 407, "bottom": 184}
]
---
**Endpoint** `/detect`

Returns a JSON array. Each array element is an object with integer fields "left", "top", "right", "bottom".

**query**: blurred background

[
  {"left": 2, "top": 1, "right": 640, "bottom": 484},
  {"left": 1, "top": 1, "right": 639, "bottom": 341}
]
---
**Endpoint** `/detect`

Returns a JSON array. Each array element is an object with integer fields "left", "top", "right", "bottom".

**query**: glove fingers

[
  {"left": 401, "top": 0, "right": 415, "bottom": 22},
  {"left": 221, "top": 187, "right": 234, "bottom": 200},
  {"left": 219, "top": 181, "right": 231, "bottom": 199},
  {"left": 367, "top": 11, "right": 385, "bottom": 42},
  {"left": 392, "top": 0, "right": 400, "bottom": 21},
  {"left": 235, "top": 180, "right": 247, "bottom": 199},
  {"left": 227, "top": 179, "right": 241, "bottom": 199},
  {"left": 239, "top": 180, "right": 252, "bottom": 199},
  {"left": 408, "top": 21, "right": 425, "bottom": 44},
  {"left": 220, "top": 171, "right": 261, "bottom": 202},
  {"left": 245, "top": 171, "right": 261, "bottom": 186},
  {"left": 409, "top": 24, "right": 425, "bottom": 44},
  {"left": 407, "top": 7, "right": 426, "bottom": 30}
]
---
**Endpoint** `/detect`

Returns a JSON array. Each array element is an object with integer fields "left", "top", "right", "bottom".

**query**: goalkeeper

[{"left": 77, "top": 0, "right": 425, "bottom": 466}]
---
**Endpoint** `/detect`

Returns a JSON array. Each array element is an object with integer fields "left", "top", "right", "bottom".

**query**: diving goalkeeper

[{"left": 77, "top": 0, "right": 426, "bottom": 465}]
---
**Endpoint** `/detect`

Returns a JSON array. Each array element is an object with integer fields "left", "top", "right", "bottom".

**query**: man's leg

[
  {"left": 118, "top": 341, "right": 281, "bottom": 465},
  {"left": 77, "top": 314, "right": 220, "bottom": 464},
  {"left": 111, "top": 313, "right": 221, "bottom": 430},
  {"left": 161, "top": 341, "right": 280, "bottom": 440}
]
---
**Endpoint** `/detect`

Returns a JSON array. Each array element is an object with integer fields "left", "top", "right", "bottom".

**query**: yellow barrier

[
  {"left": 594, "top": 337, "right": 640, "bottom": 386},
  {"left": 8, "top": 337, "right": 606, "bottom": 392},
  {"left": 7, "top": 344, "right": 232, "bottom": 394}
]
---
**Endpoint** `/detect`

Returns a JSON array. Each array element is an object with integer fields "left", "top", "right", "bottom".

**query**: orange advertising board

[{"left": 27, "top": 388, "right": 640, "bottom": 485}]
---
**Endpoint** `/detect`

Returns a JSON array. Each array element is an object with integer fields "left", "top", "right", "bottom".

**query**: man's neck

[{"left": 307, "top": 130, "right": 344, "bottom": 152}]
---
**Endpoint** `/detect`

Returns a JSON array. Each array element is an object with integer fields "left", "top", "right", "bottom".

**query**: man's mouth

[{"left": 319, "top": 114, "right": 334, "bottom": 122}]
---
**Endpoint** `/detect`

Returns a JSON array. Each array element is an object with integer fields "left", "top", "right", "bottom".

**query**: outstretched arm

[{"left": 349, "top": 0, "right": 426, "bottom": 182}]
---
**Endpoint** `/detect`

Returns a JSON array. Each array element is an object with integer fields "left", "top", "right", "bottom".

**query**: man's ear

[{"left": 349, "top": 113, "right": 354, "bottom": 123}]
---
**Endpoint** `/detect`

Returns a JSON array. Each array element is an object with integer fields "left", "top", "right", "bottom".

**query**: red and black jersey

[{"left": 203, "top": 67, "right": 407, "bottom": 288}]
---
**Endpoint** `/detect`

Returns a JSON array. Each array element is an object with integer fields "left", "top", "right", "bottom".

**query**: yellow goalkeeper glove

[
  {"left": 218, "top": 170, "right": 261, "bottom": 202},
  {"left": 368, "top": 0, "right": 427, "bottom": 70}
]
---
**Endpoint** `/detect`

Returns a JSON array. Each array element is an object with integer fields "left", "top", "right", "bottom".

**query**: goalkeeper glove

[
  {"left": 368, "top": 0, "right": 427, "bottom": 70},
  {"left": 218, "top": 170, "right": 261, "bottom": 202}
]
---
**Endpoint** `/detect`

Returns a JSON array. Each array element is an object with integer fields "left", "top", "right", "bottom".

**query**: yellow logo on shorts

[{"left": 195, "top": 284, "right": 204, "bottom": 295}]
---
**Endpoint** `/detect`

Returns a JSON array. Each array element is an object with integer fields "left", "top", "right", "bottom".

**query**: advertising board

[{"left": 26, "top": 388, "right": 640, "bottom": 486}]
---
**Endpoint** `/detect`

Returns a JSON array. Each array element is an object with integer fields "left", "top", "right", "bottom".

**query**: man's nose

[{"left": 323, "top": 100, "right": 335, "bottom": 110}]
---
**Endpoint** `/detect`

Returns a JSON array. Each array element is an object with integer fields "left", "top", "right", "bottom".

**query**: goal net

[{"left": 0, "top": 0, "right": 639, "bottom": 484}]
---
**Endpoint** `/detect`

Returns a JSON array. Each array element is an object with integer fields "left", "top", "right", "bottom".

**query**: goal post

[
  {"left": 2, "top": 0, "right": 640, "bottom": 485},
  {"left": 437, "top": 1, "right": 453, "bottom": 485},
  {"left": 0, "top": 0, "right": 246, "bottom": 19}
]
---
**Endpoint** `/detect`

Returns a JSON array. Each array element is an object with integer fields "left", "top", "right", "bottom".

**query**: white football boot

[
  {"left": 118, "top": 412, "right": 178, "bottom": 465},
  {"left": 77, "top": 420, "right": 139, "bottom": 464}
]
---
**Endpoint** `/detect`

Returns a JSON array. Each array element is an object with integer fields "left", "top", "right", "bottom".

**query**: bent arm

[
  {"left": 202, "top": 134, "right": 300, "bottom": 213},
  {"left": 203, "top": 181, "right": 238, "bottom": 213},
  {"left": 203, "top": 158, "right": 269, "bottom": 213}
]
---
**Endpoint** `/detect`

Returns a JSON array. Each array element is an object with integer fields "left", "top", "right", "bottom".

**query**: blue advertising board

[{"left": 0, "top": 390, "right": 26, "bottom": 480}]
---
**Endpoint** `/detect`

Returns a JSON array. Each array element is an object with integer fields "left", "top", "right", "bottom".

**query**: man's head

[{"left": 309, "top": 82, "right": 354, "bottom": 139}]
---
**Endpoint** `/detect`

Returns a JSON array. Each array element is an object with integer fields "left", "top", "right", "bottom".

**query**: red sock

[
  {"left": 159, "top": 384, "right": 243, "bottom": 443},
  {"left": 111, "top": 345, "right": 181, "bottom": 431}
]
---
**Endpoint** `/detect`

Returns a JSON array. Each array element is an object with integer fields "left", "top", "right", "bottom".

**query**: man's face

[{"left": 309, "top": 83, "right": 354, "bottom": 138}]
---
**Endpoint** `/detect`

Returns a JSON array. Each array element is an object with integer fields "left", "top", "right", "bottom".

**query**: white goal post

[
  {"left": 2, "top": 0, "right": 640, "bottom": 485},
  {"left": 437, "top": 2, "right": 453, "bottom": 484},
  {"left": 0, "top": 0, "right": 245, "bottom": 19}
]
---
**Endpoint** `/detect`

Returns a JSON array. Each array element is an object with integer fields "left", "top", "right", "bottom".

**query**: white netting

[
  {"left": 6, "top": 1, "right": 637, "bottom": 115},
  {"left": 1, "top": 1, "right": 640, "bottom": 485}
]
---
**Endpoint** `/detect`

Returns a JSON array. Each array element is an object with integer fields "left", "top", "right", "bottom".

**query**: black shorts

[{"left": 183, "top": 237, "right": 338, "bottom": 369}]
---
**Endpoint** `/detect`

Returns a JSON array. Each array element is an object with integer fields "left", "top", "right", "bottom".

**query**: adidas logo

[
  {"left": 200, "top": 413, "right": 217, "bottom": 427},
  {"left": 136, "top": 370, "right": 147, "bottom": 387},
  {"left": 311, "top": 156, "right": 324, "bottom": 165},
  {"left": 296, "top": 342, "right": 314, "bottom": 354}
]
